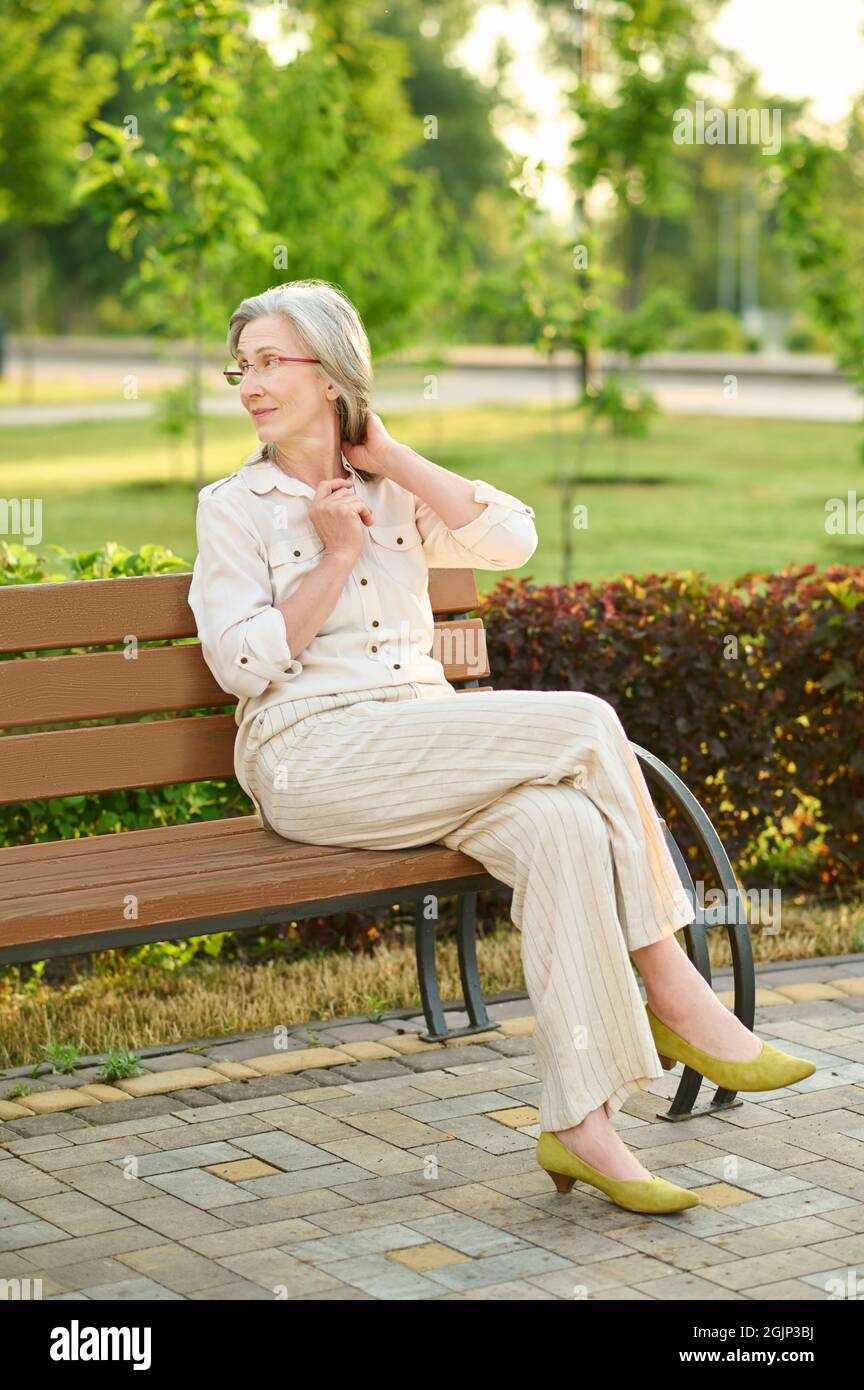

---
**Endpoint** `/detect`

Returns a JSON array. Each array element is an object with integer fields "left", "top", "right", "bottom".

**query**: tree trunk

[
  {"left": 193, "top": 303, "right": 204, "bottom": 492},
  {"left": 18, "top": 228, "right": 39, "bottom": 404},
  {"left": 624, "top": 210, "right": 643, "bottom": 311},
  {"left": 549, "top": 349, "right": 572, "bottom": 587}
]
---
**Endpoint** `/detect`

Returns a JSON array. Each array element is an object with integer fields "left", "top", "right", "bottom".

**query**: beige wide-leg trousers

[{"left": 242, "top": 683, "right": 697, "bottom": 1132}]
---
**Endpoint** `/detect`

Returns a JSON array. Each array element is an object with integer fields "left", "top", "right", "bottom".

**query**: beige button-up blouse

[{"left": 187, "top": 452, "right": 538, "bottom": 809}]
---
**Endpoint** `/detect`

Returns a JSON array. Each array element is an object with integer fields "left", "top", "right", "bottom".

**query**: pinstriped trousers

[{"left": 242, "top": 682, "right": 697, "bottom": 1132}]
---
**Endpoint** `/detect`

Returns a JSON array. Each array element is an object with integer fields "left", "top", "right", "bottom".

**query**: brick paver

[{"left": 3, "top": 963, "right": 864, "bottom": 1300}]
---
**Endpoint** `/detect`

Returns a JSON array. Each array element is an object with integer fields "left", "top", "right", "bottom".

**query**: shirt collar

[{"left": 241, "top": 452, "right": 359, "bottom": 497}]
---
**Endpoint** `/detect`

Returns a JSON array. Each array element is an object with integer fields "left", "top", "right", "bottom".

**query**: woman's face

[{"left": 235, "top": 313, "right": 335, "bottom": 444}]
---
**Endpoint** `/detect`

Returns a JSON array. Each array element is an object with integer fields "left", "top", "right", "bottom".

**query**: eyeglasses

[{"left": 223, "top": 355, "right": 321, "bottom": 386}]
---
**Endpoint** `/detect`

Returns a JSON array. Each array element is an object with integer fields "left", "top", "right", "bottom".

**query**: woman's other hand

[
  {"left": 309, "top": 477, "right": 372, "bottom": 564},
  {"left": 341, "top": 410, "right": 397, "bottom": 476}
]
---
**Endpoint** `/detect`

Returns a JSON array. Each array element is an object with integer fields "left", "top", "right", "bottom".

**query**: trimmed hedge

[{"left": 479, "top": 565, "right": 863, "bottom": 888}]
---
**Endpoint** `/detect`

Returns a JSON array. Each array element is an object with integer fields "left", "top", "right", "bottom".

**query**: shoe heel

[{"left": 548, "top": 1169, "right": 576, "bottom": 1194}]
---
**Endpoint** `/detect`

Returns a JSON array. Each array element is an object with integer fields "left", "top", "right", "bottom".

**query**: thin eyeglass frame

[{"left": 223, "top": 355, "right": 322, "bottom": 384}]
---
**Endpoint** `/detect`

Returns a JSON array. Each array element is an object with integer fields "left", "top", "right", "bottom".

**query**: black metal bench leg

[
  {"left": 414, "top": 893, "right": 492, "bottom": 1042},
  {"left": 652, "top": 817, "right": 746, "bottom": 1122},
  {"left": 727, "top": 890, "right": 756, "bottom": 1034},
  {"left": 414, "top": 901, "right": 449, "bottom": 1040},
  {"left": 456, "top": 893, "right": 491, "bottom": 1032}
]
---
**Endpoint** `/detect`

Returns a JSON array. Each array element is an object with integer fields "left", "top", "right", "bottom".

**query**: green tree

[
  {"left": 509, "top": 0, "right": 724, "bottom": 414},
  {"left": 775, "top": 132, "right": 864, "bottom": 458},
  {"left": 626, "top": 69, "right": 805, "bottom": 323},
  {"left": 72, "top": 0, "right": 272, "bottom": 489},
  {"left": 373, "top": 0, "right": 512, "bottom": 220},
  {"left": 242, "top": 0, "right": 454, "bottom": 356},
  {"left": 556, "top": 0, "right": 727, "bottom": 311},
  {"left": 37, "top": 0, "right": 169, "bottom": 334},
  {"left": 371, "top": 0, "right": 534, "bottom": 344},
  {"left": 512, "top": 0, "right": 726, "bottom": 581},
  {"left": 0, "top": 0, "right": 115, "bottom": 393}
]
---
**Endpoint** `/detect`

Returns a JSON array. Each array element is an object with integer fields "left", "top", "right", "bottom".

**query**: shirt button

[
  {"left": 396, "top": 536, "right": 403, "bottom": 544},
  {"left": 371, "top": 645, "right": 377, "bottom": 653},
  {"left": 372, "top": 620, "right": 379, "bottom": 627},
  {"left": 394, "top": 663, "right": 400, "bottom": 669},
  {"left": 240, "top": 657, "right": 248, "bottom": 663},
  {"left": 293, "top": 548, "right": 301, "bottom": 556},
  {"left": 360, "top": 577, "right": 368, "bottom": 585}
]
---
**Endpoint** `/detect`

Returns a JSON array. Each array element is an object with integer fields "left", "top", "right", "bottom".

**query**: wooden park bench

[{"left": 0, "top": 565, "right": 754, "bottom": 1119}]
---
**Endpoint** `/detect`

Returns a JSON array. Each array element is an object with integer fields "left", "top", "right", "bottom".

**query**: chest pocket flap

[
  {"left": 269, "top": 532, "right": 325, "bottom": 566},
  {"left": 368, "top": 522, "right": 422, "bottom": 551}
]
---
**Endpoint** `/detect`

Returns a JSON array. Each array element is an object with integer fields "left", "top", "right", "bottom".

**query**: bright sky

[{"left": 713, "top": 0, "right": 864, "bottom": 123}]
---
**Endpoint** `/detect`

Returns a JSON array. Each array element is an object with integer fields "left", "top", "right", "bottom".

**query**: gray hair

[{"left": 227, "top": 279, "right": 375, "bottom": 482}]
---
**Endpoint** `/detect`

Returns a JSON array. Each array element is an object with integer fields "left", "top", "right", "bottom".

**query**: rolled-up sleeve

[
  {"left": 414, "top": 479, "right": 538, "bottom": 569},
  {"left": 187, "top": 494, "right": 303, "bottom": 699}
]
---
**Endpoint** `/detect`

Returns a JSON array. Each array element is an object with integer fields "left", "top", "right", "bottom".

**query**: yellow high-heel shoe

[
  {"left": 645, "top": 1002, "right": 817, "bottom": 1091},
  {"left": 536, "top": 1131, "right": 700, "bottom": 1213}
]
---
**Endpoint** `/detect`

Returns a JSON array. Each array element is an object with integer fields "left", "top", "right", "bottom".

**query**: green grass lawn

[{"left": 3, "top": 404, "right": 863, "bottom": 586}]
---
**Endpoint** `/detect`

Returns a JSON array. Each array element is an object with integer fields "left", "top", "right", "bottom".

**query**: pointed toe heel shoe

[
  {"left": 536, "top": 1131, "right": 700, "bottom": 1214},
  {"left": 645, "top": 1002, "right": 817, "bottom": 1092}
]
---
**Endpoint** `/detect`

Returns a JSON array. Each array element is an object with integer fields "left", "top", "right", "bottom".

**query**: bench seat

[{"left": 0, "top": 815, "right": 503, "bottom": 965}]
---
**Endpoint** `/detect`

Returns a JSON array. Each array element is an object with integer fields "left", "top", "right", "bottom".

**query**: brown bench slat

[
  {"left": 0, "top": 826, "right": 379, "bottom": 901},
  {"left": 0, "top": 714, "right": 237, "bottom": 803},
  {"left": 430, "top": 620, "right": 489, "bottom": 684},
  {"left": 0, "top": 814, "right": 266, "bottom": 865},
  {"left": 0, "top": 622, "right": 489, "bottom": 727},
  {"left": 1, "top": 685, "right": 493, "bottom": 804},
  {"left": 0, "top": 645, "right": 227, "bottom": 725},
  {"left": 0, "top": 573, "right": 193, "bottom": 652},
  {"left": 0, "top": 841, "right": 489, "bottom": 951},
  {"left": 0, "top": 568, "right": 480, "bottom": 653}
]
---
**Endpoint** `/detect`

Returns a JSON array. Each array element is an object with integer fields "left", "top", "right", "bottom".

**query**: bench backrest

[{"left": 0, "top": 568, "right": 489, "bottom": 804}]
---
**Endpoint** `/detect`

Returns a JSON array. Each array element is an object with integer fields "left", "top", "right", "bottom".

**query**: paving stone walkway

[{"left": 2, "top": 955, "right": 864, "bottom": 1301}]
